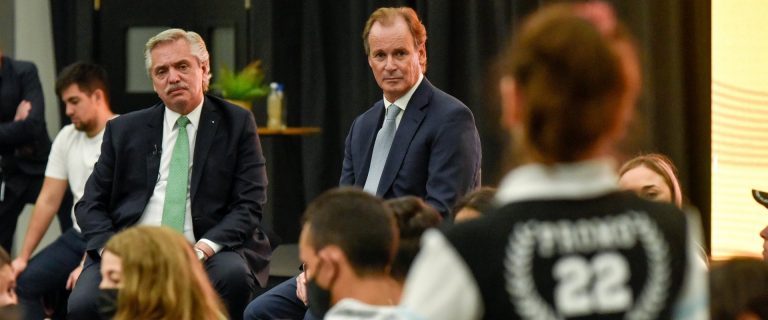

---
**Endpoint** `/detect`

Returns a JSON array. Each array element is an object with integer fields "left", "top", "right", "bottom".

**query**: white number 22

[{"left": 553, "top": 252, "right": 632, "bottom": 317}]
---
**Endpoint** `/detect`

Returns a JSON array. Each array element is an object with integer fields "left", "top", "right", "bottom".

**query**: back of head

[
  {"left": 385, "top": 196, "right": 441, "bottom": 280},
  {"left": 362, "top": 7, "right": 428, "bottom": 72},
  {"left": 303, "top": 188, "right": 397, "bottom": 276},
  {"left": 104, "top": 226, "right": 224, "bottom": 320},
  {"left": 501, "top": 2, "right": 637, "bottom": 164},
  {"left": 710, "top": 257, "right": 768, "bottom": 320},
  {"left": 55, "top": 62, "right": 111, "bottom": 106},
  {"left": 619, "top": 153, "right": 683, "bottom": 208}
]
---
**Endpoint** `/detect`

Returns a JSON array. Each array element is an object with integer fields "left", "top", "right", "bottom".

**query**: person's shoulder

[
  {"left": 7, "top": 57, "right": 36, "bottom": 69},
  {"left": 422, "top": 80, "right": 466, "bottom": 108},
  {"left": 206, "top": 94, "right": 252, "bottom": 116},
  {"left": 54, "top": 124, "right": 78, "bottom": 139},
  {"left": 5, "top": 57, "right": 39, "bottom": 75},
  {"left": 354, "top": 99, "right": 386, "bottom": 122},
  {"left": 445, "top": 213, "right": 508, "bottom": 246},
  {"left": 51, "top": 124, "right": 80, "bottom": 149},
  {"left": 420, "top": 80, "right": 473, "bottom": 120},
  {"left": 108, "top": 103, "right": 162, "bottom": 127}
]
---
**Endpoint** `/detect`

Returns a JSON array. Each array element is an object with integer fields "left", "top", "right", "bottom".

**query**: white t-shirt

[
  {"left": 45, "top": 124, "right": 105, "bottom": 232},
  {"left": 326, "top": 298, "right": 415, "bottom": 320}
]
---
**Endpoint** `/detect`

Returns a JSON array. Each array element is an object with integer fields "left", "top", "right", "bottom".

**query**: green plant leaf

[{"left": 212, "top": 60, "right": 270, "bottom": 101}]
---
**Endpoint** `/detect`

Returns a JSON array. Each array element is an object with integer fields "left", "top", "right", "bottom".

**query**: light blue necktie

[
  {"left": 364, "top": 104, "right": 401, "bottom": 194},
  {"left": 162, "top": 116, "right": 190, "bottom": 233}
]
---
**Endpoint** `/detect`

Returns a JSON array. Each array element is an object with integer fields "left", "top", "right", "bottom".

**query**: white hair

[{"left": 144, "top": 28, "right": 211, "bottom": 90}]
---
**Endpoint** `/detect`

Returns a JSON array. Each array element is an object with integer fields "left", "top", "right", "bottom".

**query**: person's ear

[
  {"left": 315, "top": 248, "right": 340, "bottom": 286},
  {"left": 92, "top": 89, "right": 104, "bottom": 103},
  {"left": 417, "top": 43, "right": 427, "bottom": 72},
  {"left": 499, "top": 76, "right": 523, "bottom": 129}
]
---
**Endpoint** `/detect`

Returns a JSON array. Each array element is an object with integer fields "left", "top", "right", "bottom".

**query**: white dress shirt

[
  {"left": 138, "top": 100, "right": 220, "bottom": 252},
  {"left": 382, "top": 73, "right": 423, "bottom": 129}
]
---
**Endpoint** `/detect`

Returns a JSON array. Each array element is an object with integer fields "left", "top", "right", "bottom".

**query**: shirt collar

[
  {"left": 495, "top": 158, "right": 619, "bottom": 204},
  {"left": 383, "top": 73, "right": 424, "bottom": 111},
  {"left": 164, "top": 98, "right": 203, "bottom": 130}
]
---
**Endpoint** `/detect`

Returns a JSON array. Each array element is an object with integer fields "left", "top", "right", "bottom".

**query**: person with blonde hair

[{"left": 98, "top": 226, "right": 225, "bottom": 320}]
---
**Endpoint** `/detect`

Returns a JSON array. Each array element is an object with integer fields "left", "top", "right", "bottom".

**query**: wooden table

[{"left": 258, "top": 127, "right": 321, "bottom": 136}]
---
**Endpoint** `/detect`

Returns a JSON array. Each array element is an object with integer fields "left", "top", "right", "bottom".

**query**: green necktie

[{"left": 162, "top": 116, "right": 190, "bottom": 233}]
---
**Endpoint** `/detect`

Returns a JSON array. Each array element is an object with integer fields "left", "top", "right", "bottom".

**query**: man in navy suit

[
  {"left": 244, "top": 7, "right": 481, "bottom": 320},
  {"left": 0, "top": 49, "right": 57, "bottom": 253},
  {"left": 340, "top": 7, "right": 481, "bottom": 218},
  {"left": 68, "top": 29, "right": 269, "bottom": 320}
]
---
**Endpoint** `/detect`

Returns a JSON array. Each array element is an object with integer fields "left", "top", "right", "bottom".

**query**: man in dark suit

[
  {"left": 340, "top": 7, "right": 481, "bottom": 218},
  {"left": 68, "top": 29, "right": 269, "bottom": 320},
  {"left": 0, "top": 49, "right": 56, "bottom": 253},
  {"left": 244, "top": 7, "right": 481, "bottom": 320}
]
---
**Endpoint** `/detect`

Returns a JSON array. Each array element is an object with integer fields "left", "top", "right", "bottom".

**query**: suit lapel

[
  {"left": 145, "top": 104, "right": 164, "bottom": 201},
  {"left": 376, "top": 79, "right": 432, "bottom": 195},
  {"left": 190, "top": 97, "right": 220, "bottom": 201}
]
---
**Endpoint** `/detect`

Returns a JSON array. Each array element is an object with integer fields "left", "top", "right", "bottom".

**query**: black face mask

[
  {"left": 307, "top": 277, "right": 332, "bottom": 318},
  {"left": 97, "top": 288, "right": 119, "bottom": 320},
  {"left": 307, "top": 259, "right": 336, "bottom": 318}
]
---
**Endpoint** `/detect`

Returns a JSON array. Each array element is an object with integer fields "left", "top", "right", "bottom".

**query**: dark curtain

[
  {"left": 246, "top": 0, "right": 711, "bottom": 244},
  {"left": 50, "top": 0, "right": 710, "bottom": 245}
]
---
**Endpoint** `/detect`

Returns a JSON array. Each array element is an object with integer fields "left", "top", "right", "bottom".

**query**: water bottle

[{"left": 267, "top": 82, "right": 285, "bottom": 129}]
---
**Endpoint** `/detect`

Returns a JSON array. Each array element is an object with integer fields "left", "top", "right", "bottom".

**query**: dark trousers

[
  {"left": 68, "top": 249, "right": 256, "bottom": 320},
  {"left": 0, "top": 172, "right": 73, "bottom": 253},
  {"left": 244, "top": 276, "right": 318, "bottom": 320},
  {"left": 16, "top": 229, "right": 85, "bottom": 320}
]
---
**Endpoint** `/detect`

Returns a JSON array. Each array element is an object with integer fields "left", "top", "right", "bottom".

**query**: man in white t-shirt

[{"left": 10, "top": 62, "right": 115, "bottom": 319}]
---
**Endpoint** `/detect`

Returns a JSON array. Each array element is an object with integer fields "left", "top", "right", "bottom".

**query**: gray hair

[{"left": 144, "top": 28, "right": 211, "bottom": 90}]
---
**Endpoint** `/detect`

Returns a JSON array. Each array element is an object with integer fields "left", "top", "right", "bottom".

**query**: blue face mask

[{"left": 97, "top": 288, "right": 119, "bottom": 320}]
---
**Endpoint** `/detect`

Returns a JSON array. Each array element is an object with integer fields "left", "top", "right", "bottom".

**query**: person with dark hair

[
  {"left": 69, "top": 29, "right": 270, "bottom": 320},
  {"left": 710, "top": 257, "right": 768, "bottom": 320},
  {"left": 0, "top": 48, "right": 54, "bottom": 253},
  {"left": 619, "top": 153, "right": 683, "bottom": 208},
  {"left": 385, "top": 196, "right": 440, "bottom": 281},
  {"left": 400, "top": 2, "right": 707, "bottom": 319},
  {"left": 9, "top": 62, "right": 115, "bottom": 319},
  {"left": 297, "top": 188, "right": 401, "bottom": 319},
  {"left": 453, "top": 187, "right": 497, "bottom": 223}
]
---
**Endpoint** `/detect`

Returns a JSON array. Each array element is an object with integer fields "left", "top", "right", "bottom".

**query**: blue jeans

[
  {"left": 244, "top": 276, "right": 319, "bottom": 320},
  {"left": 16, "top": 229, "right": 85, "bottom": 320}
]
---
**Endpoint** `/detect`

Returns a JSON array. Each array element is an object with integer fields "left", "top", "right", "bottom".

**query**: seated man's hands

[
  {"left": 10, "top": 258, "right": 27, "bottom": 278},
  {"left": 66, "top": 265, "right": 84, "bottom": 290},
  {"left": 296, "top": 271, "right": 308, "bottom": 306}
]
